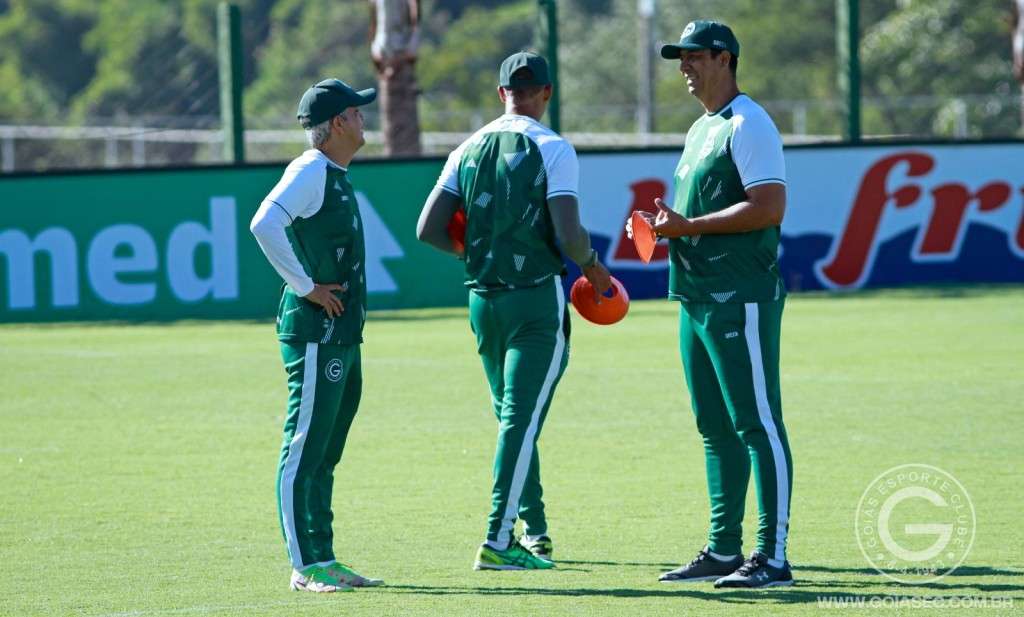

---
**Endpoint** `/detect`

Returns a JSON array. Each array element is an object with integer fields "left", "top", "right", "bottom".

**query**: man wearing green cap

[
  {"left": 632, "top": 20, "right": 794, "bottom": 588},
  {"left": 417, "top": 51, "right": 611, "bottom": 571},
  {"left": 251, "top": 78, "right": 384, "bottom": 593}
]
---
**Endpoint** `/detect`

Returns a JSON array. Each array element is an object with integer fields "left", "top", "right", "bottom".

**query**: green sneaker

[
  {"left": 324, "top": 561, "right": 384, "bottom": 587},
  {"left": 290, "top": 566, "right": 354, "bottom": 592},
  {"left": 473, "top": 540, "right": 556, "bottom": 570},
  {"left": 519, "top": 535, "right": 553, "bottom": 562}
]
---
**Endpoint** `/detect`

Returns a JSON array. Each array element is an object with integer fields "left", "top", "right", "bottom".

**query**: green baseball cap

[
  {"left": 660, "top": 20, "right": 740, "bottom": 59},
  {"left": 499, "top": 51, "right": 551, "bottom": 88},
  {"left": 297, "top": 79, "right": 377, "bottom": 128}
]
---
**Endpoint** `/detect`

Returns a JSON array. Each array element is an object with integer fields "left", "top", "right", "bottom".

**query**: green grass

[{"left": 1, "top": 286, "right": 1022, "bottom": 616}]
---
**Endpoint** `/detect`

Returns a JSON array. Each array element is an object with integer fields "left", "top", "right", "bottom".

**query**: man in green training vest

[
  {"left": 634, "top": 20, "right": 794, "bottom": 588},
  {"left": 417, "top": 51, "right": 611, "bottom": 571},
  {"left": 251, "top": 78, "right": 384, "bottom": 593}
]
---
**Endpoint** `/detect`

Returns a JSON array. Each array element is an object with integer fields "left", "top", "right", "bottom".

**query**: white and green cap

[{"left": 660, "top": 20, "right": 740, "bottom": 59}]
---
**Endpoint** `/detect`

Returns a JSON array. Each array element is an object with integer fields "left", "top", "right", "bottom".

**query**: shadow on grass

[
  {"left": 380, "top": 585, "right": 1011, "bottom": 604},
  {"left": 796, "top": 564, "right": 1024, "bottom": 594},
  {"left": 383, "top": 584, "right": 1022, "bottom": 604},
  {"left": 557, "top": 559, "right": 678, "bottom": 568},
  {"left": 382, "top": 584, "right": 776, "bottom": 601},
  {"left": 380, "top": 563, "right": 1023, "bottom": 602}
]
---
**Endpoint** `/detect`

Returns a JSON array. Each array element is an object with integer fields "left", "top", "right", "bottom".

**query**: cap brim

[
  {"left": 500, "top": 79, "right": 551, "bottom": 88},
  {"left": 354, "top": 88, "right": 377, "bottom": 106},
  {"left": 660, "top": 43, "right": 707, "bottom": 59}
]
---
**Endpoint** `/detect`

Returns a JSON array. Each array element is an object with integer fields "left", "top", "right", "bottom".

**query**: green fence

[{"left": 0, "top": 158, "right": 467, "bottom": 323}]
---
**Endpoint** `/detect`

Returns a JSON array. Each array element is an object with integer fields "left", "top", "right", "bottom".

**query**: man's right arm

[
  {"left": 416, "top": 186, "right": 464, "bottom": 257},
  {"left": 251, "top": 200, "right": 347, "bottom": 318},
  {"left": 250, "top": 201, "right": 314, "bottom": 297}
]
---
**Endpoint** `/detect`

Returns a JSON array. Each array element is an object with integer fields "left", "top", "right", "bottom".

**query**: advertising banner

[
  {"left": 0, "top": 161, "right": 465, "bottom": 323},
  {"left": 1, "top": 142, "right": 1021, "bottom": 323},
  {"left": 577, "top": 143, "right": 1024, "bottom": 298},
  {"left": 784, "top": 145, "right": 1024, "bottom": 291}
]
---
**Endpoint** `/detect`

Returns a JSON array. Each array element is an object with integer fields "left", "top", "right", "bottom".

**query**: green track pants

[
  {"left": 276, "top": 340, "right": 362, "bottom": 569},
  {"left": 469, "top": 279, "right": 570, "bottom": 547},
  {"left": 678, "top": 299, "right": 792, "bottom": 562}
]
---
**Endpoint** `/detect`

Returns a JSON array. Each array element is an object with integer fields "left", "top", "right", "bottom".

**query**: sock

[
  {"left": 485, "top": 540, "right": 509, "bottom": 551},
  {"left": 765, "top": 556, "right": 785, "bottom": 568},
  {"left": 522, "top": 533, "right": 547, "bottom": 543},
  {"left": 708, "top": 549, "right": 740, "bottom": 562}
]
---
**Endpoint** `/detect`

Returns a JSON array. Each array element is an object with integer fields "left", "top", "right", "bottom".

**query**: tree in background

[
  {"left": 0, "top": 0, "right": 98, "bottom": 169},
  {"left": 414, "top": 0, "right": 533, "bottom": 131},
  {"left": 243, "top": 0, "right": 376, "bottom": 162},
  {"left": 860, "top": 0, "right": 1016, "bottom": 137},
  {"left": 369, "top": 0, "right": 421, "bottom": 156},
  {"left": 0, "top": 0, "right": 96, "bottom": 121},
  {"left": 2, "top": 0, "right": 1023, "bottom": 172}
]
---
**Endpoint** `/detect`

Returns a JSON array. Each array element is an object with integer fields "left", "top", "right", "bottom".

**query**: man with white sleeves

[
  {"left": 250, "top": 78, "right": 384, "bottom": 593},
  {"left": 417, "top": 51, "right": 611, "bottom": 571},
  {"left": 636, "top": 21, "right": 795, "bottom": 588}
]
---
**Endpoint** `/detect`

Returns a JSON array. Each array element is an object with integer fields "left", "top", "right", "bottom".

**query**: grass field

[{"left": 1, "top": 286, "right": 1022, "bottom": 616}]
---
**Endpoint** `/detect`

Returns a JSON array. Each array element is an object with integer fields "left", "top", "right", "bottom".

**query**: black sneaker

[
  {"left": 714, "top": 551, "right": 794, "bottom": 588},
  {"left": 659, "top": 546, "right": 744, "bottom": 583}
]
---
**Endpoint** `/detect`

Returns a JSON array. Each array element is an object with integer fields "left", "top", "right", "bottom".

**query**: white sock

[
  {"left": 485, "top": 539, "right": 509, "bottom": 551},
  {"left": 522, "top": 533, "right": 547, "bottom": 543},
  {"left": 708, "top": 549, "right": 740, "bottom": 562},
  {"left": 765, "top": 556, "right": 785, "bottom": 568}
]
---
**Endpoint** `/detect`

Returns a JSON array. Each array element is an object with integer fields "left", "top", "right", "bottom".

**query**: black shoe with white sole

[
  {"left": 659, "top": 546, "right": 744, "bottom": 583},
  {"left": 714, "top": 551, "right": 794, "bottom": 588}
]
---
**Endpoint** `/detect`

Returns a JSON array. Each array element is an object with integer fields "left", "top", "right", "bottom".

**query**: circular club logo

[
  {"left": 856, "top": 464, "right": 975, "bottom": 584},
  {"left": 324, "top": 359, "right": 344, "bottom": 383}
]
